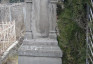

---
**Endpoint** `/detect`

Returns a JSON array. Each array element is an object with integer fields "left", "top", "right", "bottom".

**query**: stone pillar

[
  {"left": 49, "top": 0, "right": 58, "bottom": 39},
  {"left": 1, "top": 0, "right": 9, "bottom": 4},
  {"left": 24, "top": 0, "right": 32, "bottom": 39},
  {"left": 32, "top": 0, "right": 49, "bottom": 38}
]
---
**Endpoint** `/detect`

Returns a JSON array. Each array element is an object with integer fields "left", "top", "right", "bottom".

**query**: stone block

[
  {"left": 25, "top": 2, "right": 32, "bottom": 32},
  {"left": 24, "top": 32, "right": 32, "bottom": 39},
  {"left": 18, "top": 45, "right": 62, "bottom": 57},
  {"left": 19, "top": 56, "right": 62, "bottom": 64},
  {"left": 23, "top": 38, "right": 58, "bottom": 46},
  {"left": 11, "top": 3, "right": 25, "bottom": 39},
  {"left": 0, "top": 3, "right": 25, "bottom": 39},
  {"left": 49, "top": 31, "right": 57, "bottom": 39},
  {"left": 0, "top": 5, "right": 10, "bottom": 22}
]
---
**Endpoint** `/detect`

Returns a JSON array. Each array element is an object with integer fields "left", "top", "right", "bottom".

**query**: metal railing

[
  {"left": 86, "top": 26, "right": 93, "bottom": 64},
  {"left": 86, "top": 8, "right": 93, "bottom": 63},
  {"left": 86, "top": 0, "right": 93, "bottom": 63},
  {"left": 0, "top": 21, "right": 16, "bottom": 56}
]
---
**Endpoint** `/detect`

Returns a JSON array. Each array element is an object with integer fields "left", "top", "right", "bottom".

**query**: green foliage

[
  {"left": 57, "top": 3, "right": 62, "bottom": 16},
  {"left": 57, "top": 0, "right": 86, "bottom": 64}
]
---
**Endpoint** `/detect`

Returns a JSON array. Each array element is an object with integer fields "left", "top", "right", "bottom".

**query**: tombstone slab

[{"left": 18, "top": 0, "right": 62, "bottom": 64}]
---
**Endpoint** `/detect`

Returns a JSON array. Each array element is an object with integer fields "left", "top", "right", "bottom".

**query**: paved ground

[
  {"left": 3, "top": 37, "right": 24, "bottom": 64},
  {"left": 3, "top": 54, "right": 18, "bottom": 64}
]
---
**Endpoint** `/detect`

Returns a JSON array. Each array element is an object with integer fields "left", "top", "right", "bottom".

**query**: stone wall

[
  {"left": 0, "top": 3, "right": 26, "bottom": 39},
  {"left": 1, "top": 0, "right": 9, "bottom": 4}
]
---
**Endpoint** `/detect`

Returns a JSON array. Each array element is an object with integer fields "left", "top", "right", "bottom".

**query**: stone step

[
  {"left": 19, "top": 57, "right": 62, "bottom": 64},
  {"left": 18, "top": 45, "right": 62, "bottom": 58},
  {"left": 23, "top": 38, "right": 58, "bottom": 46}
]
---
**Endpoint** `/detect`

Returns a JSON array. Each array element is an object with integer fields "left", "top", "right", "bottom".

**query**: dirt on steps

[
  {"left": 3, "top": 37, "right": 24, "bottom": 64},
  {"left": 3, "top": 54, "right": 18, "bottom": 64}
]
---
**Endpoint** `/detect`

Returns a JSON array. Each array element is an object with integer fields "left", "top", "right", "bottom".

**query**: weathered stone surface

[
  {"left": 24, "top": 32, "right": 32, "bottom": 39},
  {"left": 49, "top": 3, "right": 57, "bottom": 31},
  {"left": 0, "top": 4, "right": 10, "bottom": 22},
  {"left": 49, "top": 31, "right": 57, "bottom": 39},
  {"left": 32, "top": 0, "right": 49, "bottom": 38},
  {"left": 25, "top": 2, "right": 32, "bottom": 32},
  {"left": 19, "top": 38, "right": 63, "bottom": 58},
  {"left": 19, "top": 45, "right": 62, "bottom": 57},
  {"left": 11, "top": 3, "right": 25, "bottom": 39},
  {"left": 0, "top": 3, "right": 25, "bottom": 39},
  {"left": 24, "top": 0, "right": 33, "bottom": 39},
  {"left": 18, "top": 0, "right": 62, "bottom": 64},
  {"left": 19, "top": 57, "right": 62, "bottom": 64},
  {"left": 48, "top": 1, "right": 57, "bottom": 39},
  {"left": 23, "top": 38, "right": 58, "bottom": 46},
  {"left": 1, "top": 0, "right": 9, "bottom": 4}
]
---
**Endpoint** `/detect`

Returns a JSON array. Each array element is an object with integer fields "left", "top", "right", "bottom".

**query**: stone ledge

[
  {"left": 49, "top": 32, "right": 57, "bottom": 39},
  {"left": 18, "top": 45, "right": 62, "bottom": 57},
  {"left": 23, "top": 38, "right": 58, "bottom": 46},
  {"left": 19, "top": 56, "right": 62, "bottom": 64}
]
